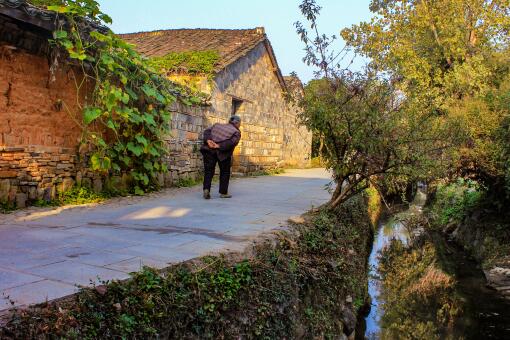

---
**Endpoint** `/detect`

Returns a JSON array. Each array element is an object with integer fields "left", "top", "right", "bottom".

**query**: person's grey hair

[{"left": 229, "top": 115, "right": 241, "bottom": 124}]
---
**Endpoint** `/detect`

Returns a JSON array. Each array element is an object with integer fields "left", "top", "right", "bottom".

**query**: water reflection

[
  {"left": 366, "top": 192, "right": 426, "bottom": 337},
  {"left": 364, "top": 190, "right": 510, "bottom": 339}
]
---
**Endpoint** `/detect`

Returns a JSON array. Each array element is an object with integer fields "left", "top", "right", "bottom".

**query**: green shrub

[{"left": 429, "top": 179, "right": 483, "bottom": 227}]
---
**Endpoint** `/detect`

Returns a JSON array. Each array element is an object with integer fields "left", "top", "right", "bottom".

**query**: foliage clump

[
  {"left": 0, "top": 193, "right": 379, "bottom": 339},
  {"left": 34, "top": 0, "right": 203, "bottom": 194},
  {"left": 33, "top": 186, "right": 108, "bottom": 207},
  {"left": 341, "top": 0, "right": 510, "bottom": 204},
  {"left": 295, "top": 1, "right": 453, "bottom": 210},
  {"left": 426, "top": 181, "right": 510, "bottom": 267},
  {"left": 428, "top": 179, "right": 483, "bottom": 227},
  {"left": 148, "top": 50, "right": 220, "bottom": 76}
]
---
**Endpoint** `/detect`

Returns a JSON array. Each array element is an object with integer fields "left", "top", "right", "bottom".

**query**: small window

[{"left": 232, "top": 98, "right": 244, "bottom": 115}]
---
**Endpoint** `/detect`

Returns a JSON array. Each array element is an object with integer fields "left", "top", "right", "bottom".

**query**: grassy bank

[
  {"left": 1, "top": 191, "right": 380, "bottom": 339},
  {"left": 427, "top": 180, "right": 510, "bottom": 268}
]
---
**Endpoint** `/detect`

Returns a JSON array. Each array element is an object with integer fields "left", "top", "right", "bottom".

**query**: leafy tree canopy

[{"left": 340, "top": 0, "right": 510, "bottom": 201}]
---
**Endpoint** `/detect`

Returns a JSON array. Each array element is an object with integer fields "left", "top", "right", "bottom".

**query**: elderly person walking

[{"left": 200, "top": 115, "right": 241, "bottom": 199}]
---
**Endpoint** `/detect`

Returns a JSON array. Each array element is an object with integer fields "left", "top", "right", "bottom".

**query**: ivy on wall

[
  {"left": 36, "top": 0, "right": 203, "bottom": 194},
  {"left": 148, "top": 50, "right": 220, "bottom": 77}
]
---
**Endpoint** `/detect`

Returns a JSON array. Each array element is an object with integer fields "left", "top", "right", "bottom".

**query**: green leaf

[
  {"left": 121, "top": 92, "right": 130, "bottom": 104},
  {"left": 106, "top": 119, "right": 116, "bottom": 130},
  {"left": 84, "top": 107, "right": 102, "bottom": 125},
  {"left": 127, "top": 142, "right": 144, "bottom": 156},
  {"left": 141, "top": 173, "right": 149, "bottom": 186},
  {"left": 144, "top": 113, "right": 157, "bottom": 126},
  {"left": 135, "top": 135, "right": 149, "bottom": 147},
  {"left": 90, "top": 154, "right": 110, "bottom": 171},
  {"left": 90, "top": 153, "right": 101, "bottom": 171},
  {"left": 120, "top": 156, "right": 131, "bottom": 166},
  {"left": 47, "top": 5, "right": 69, "bottom": 13},
  {"left": 148, "top": 145, "right": 161, "bottom": 157},
  {"left": 125, "top": 87, "right": 139, "bottom": 101},
  {"left": 143, "top": 160, "right": 153, "bottom": 171},
  {"left": 97, "top": 137, "right": 108, "bottom": 148},
  {"left": 54, "top": 30, "right": 68, "bottom": 39}
]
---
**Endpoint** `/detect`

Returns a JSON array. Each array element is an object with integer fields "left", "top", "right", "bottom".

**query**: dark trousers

[{"left": 203, "top": 151, "right": 232, "bottom": 195}]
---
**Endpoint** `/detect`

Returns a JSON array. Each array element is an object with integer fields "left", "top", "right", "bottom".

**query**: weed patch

[
  {"left": 174, "top": 176, "right": 203, "bottom": 188},
  {"left": 249, "top": 168, "right": 285, "bottom": 177}
]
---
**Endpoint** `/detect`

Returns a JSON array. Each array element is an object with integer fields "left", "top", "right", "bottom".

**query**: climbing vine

[
  {"left": 39, "top": 0, "right": 202, "bottom": 193},
  {"left": 148, "top": 50, "right": 220, "bottom": 76}
]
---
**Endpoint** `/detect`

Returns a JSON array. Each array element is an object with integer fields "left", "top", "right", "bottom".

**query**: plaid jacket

[{"left": 201, "top": 123, "right": 241, "bottom": 161}]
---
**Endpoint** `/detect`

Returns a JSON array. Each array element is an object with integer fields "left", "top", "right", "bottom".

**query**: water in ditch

[{"left": 364, "top": 191, "right": 510, "bottom": 339}]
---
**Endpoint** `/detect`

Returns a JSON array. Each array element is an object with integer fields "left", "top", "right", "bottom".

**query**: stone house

[
  {"left": 121, "top": 28, "right": 312, "bottom": 174},
  {"left": 0, "top": 1, "right": 311, "bottom": 207}
]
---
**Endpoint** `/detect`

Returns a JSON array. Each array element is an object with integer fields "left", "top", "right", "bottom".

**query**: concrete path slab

[{"left": 0, "top": 168, "right": 331, "bottom": 310}]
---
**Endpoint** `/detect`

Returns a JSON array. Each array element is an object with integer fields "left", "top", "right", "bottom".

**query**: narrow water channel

[{"left": 364, "top": 191, "right": 510, "bottom": 339}]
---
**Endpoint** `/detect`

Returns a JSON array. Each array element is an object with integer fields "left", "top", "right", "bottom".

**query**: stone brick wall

[
  {"left": 281, "top": 86, "right": 312, "bottom": 168},
  {"left": 0, "top": 146, "right": 91, "bottom": 208},
  {"left": 161, "top": 102, "right": 205, "bottom": 186},
  {"left": 206, "top": 42, "right": 311, "bottom": 173},
  {"left": 0, "top": 20, "right": 311, "bottom": 207}
]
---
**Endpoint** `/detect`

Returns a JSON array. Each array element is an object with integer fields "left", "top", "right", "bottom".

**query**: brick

[{"left": 0, "top": 170, "right": 17, "bottom": 178}]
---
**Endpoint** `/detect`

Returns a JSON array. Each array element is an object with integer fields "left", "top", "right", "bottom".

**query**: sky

[{"left": 98, "top": 0, "right": 373, "bottom": 83}]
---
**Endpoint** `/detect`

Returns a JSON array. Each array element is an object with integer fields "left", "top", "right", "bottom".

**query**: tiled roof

[
  {"left": 119, "top": 28, "right": 287, "bottom": 90},
  {"left": 0, "top": 0, "right": 107, "bottom": 33}
]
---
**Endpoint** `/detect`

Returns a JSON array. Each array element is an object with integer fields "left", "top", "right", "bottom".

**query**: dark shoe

[
  {"left": 203, "top": 189, "right": 211, "bottom": 199},
  {"left": 220, "top": 193, "right": 232, "bottom": 198}
]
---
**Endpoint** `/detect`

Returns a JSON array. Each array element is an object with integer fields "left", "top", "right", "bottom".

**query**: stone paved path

[{"left": 0, "top": 168, "right": 330, "bottom": 311}]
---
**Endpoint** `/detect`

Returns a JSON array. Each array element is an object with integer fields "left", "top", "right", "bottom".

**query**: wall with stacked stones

[
  {"left": 0, "top": 23, "right": 311, "bottom": 207},
  {"left": 0, "top": 20, "right": 90, "bottom": 207},
  {"left": 161, "top": 101, "right": 206, "bottom": 186},
  {"left": 281, "top": 88, "right": 312, "bottom": 168},
  {"left": 207, "top": 42, "right": 311, "bottom": 173}
]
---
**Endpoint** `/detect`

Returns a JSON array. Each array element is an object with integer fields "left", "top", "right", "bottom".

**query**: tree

[
  {"left": 341, "top": 0, "right": 510, "bottom": 200},
  {"left": 296, "top": 1, "right": 451, "bottom": 209}
]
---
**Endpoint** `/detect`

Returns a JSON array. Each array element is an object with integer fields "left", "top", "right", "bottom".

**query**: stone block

[
  {"left": 120, "top": 173, "right": 133, "bottom": 191},
  {"left": 62, "top": 178, "right": 74, "bottom": 192},
  {"left": 81, "top": 177, "right": 92, "bottom": 189},
  {"left": 0, "top": 179, "right": 10, "bottom": 202},
  {"left": 8, "top": 187, "right": 17, "bottom": 202},
  {"left": 28, "top": 186, "right": 37, "bottom": 200},
  {"left": 156, "top": 172, "right": 165, "bottom": 187},
  {"left": 105, "top": 176, "right": 121, "bottom": 192},
  {"left": 75, "top": 171, "right": 82, "bottom": 186},
  {"left": 15, "top": 193, "right": 27, "bottom": 208},
  {"left": 93, "top": 178, "right": 103, "bottom": 194},
  {"left": 0, "top": 170, "right": 17, "bottom": 178}
]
